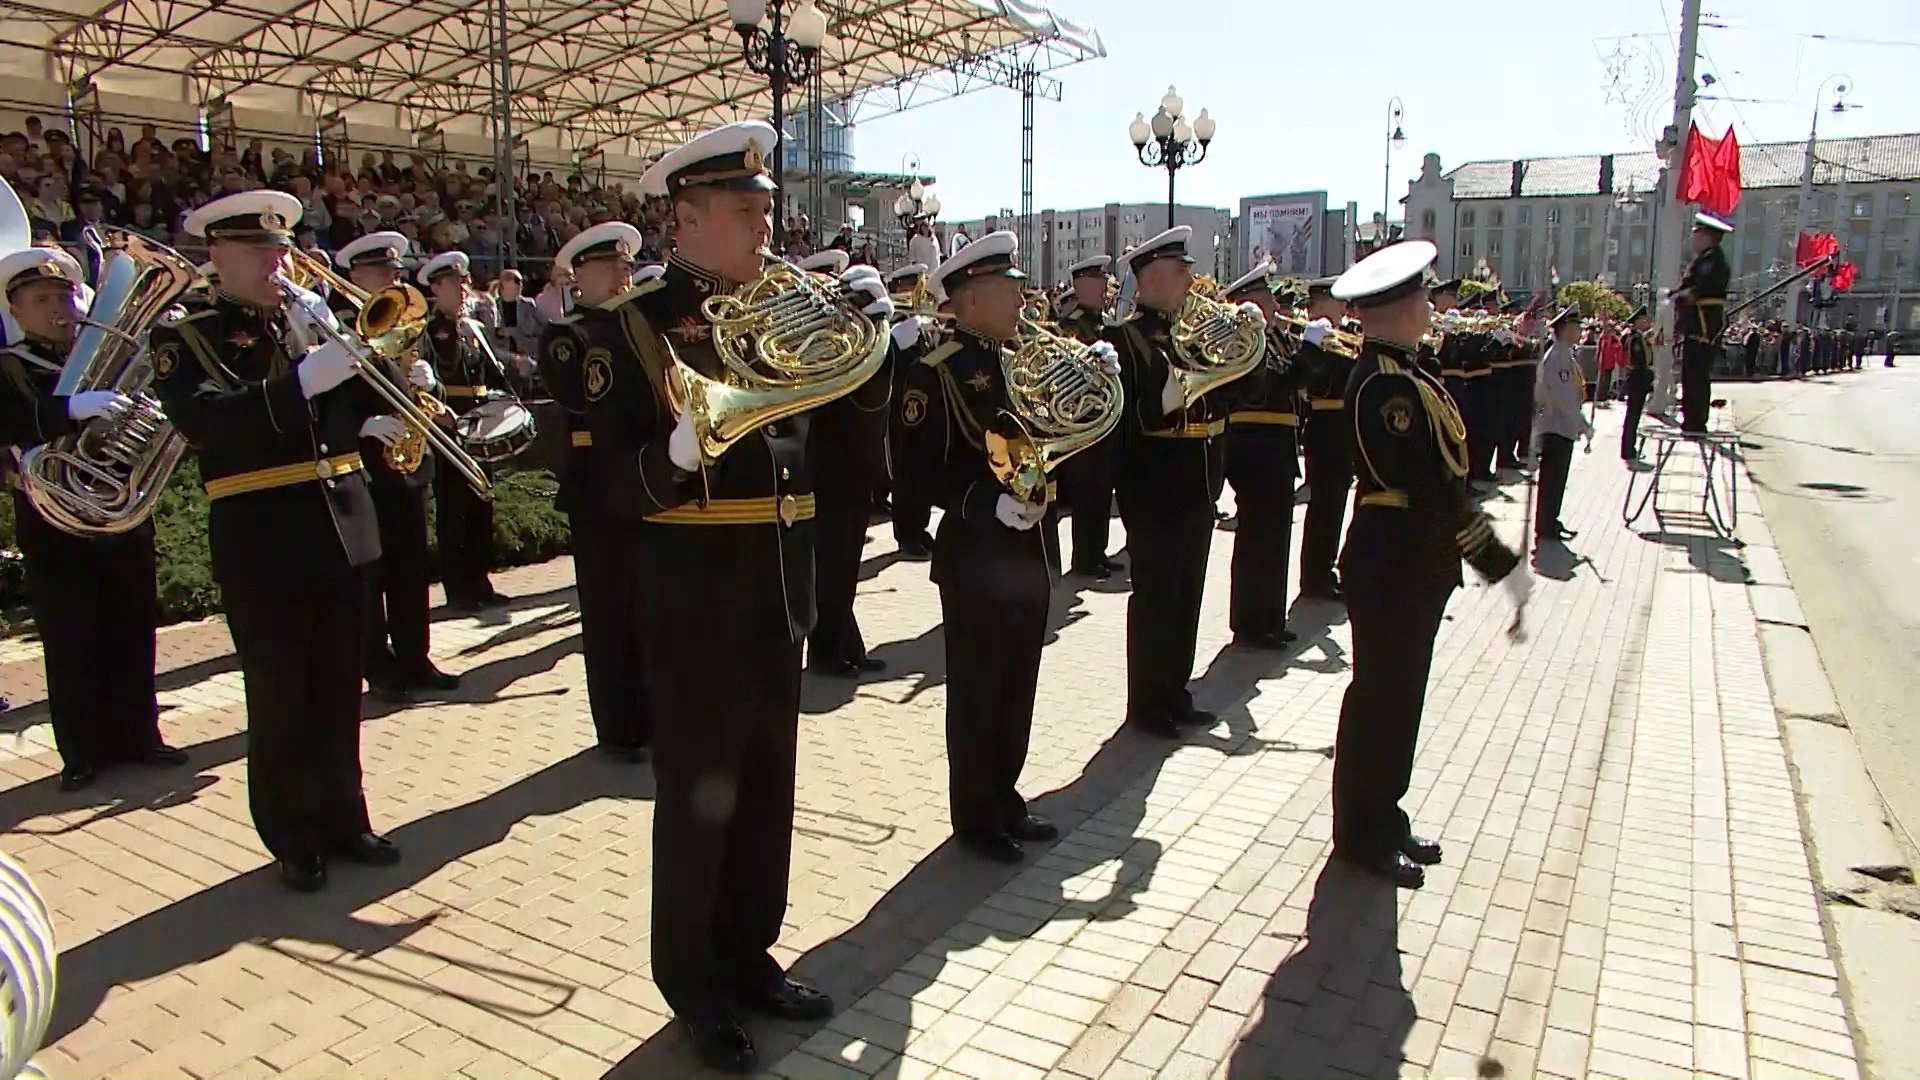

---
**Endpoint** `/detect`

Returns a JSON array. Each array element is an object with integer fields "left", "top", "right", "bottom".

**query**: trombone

[{"left": 274, "top": 249, "right": 493, "bottom": 500}]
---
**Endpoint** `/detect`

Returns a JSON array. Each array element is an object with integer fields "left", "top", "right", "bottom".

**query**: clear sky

[{"left": 849, "top": 0, "right": 1920, "bottom": 223}]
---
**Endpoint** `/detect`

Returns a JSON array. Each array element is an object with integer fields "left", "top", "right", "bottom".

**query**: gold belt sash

[
  {"left": 204, "top": 453, "right": 364, "bottom": 501},
  {"left": 1358, "top": 489, "right": 1409, "bottom": 509},
  {"left": 646, "top": 493, "right": 816, "bottom": 526},
  {"left": 1309, "top": 397, "right": 1345, "bottom": 410},
  {"left": 1229, "top": 411, "right": 1297, "bottom": 426},
  {"left": 570, "top": 431, "right": 593, "bottom": 448},
  {"left": 443, "top": 384, "right": 488, "bottom": 398},
  {"left": 1144, "top": 419, "right": 1227, "bottom": 439},
  {"left": 1462, "top": 369, "right": 1492, "bottom": 378}
]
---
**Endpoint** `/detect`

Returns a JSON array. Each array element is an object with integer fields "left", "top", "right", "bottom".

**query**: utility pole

[{"left": 1649, "top": 0, "right": 1703, "bottom": 354}]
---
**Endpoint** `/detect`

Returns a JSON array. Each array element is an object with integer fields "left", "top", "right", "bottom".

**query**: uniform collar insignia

[
  {"left": 668, "top": 253, "right": 726, "bottom": 295},
  {"left": 671, "top": 313, "right": 712, "bottom": 342},
  {"left": 968, "top": 369, "right": 994, "bottom": 392},
  {"left": 229, "top": 328, "right": 256, "bottom": 349}
]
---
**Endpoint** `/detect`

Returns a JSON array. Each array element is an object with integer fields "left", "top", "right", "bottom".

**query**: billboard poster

[{"left": 1240, "top": 192, "right": 1328, "bottom": 278}]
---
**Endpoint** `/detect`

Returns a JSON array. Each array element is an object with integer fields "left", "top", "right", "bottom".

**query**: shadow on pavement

[
  {"left": 1634, "top": 525, "right": 1751, "bottom": 585},
  {"left": 1224, "top": 861, "right": 1413, "bottom": 1078}
]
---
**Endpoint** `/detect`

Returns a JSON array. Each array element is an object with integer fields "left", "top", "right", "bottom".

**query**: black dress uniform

[
  {"left": 1221, "top": 326, "right": 1301, "bottom": 648},
  {"left": 0, "top": 336, "right": 170, "bottom": 788},
  {"left": 1054, "top": 297, "right": 1121, "bottom": 577},
  {"left": 421, "top": 307, "right": 502, "bottom": 606},
  {"left": 581, "top": 252, "right": 823, "bottom": 1038},
  {"left": 898, "top": 324, "right": 1054, "bottom": 862},
  {"left": 357, "top": 348, "right": 444, "bottom": 696},
  {"left": 541, "top": 308, "right": 651, "bottom": 759},
  {"left": 1107, "top": 303, "right": 1230, "bottom": 735},
  {"left": 1295, "top": 338, "right": 1354, "bottom": 599},
  {"left": 1490, "top": 332, "right": 1538, "bottom": 468},
  {"left": 1336, "top": 337, "right": 1519, "bottom": 887},
  {"left": 1459, "top": 328, "right": 1498, "bottom": 481},
  {"left": 806, "top": 338, "right": 891, "bottom": 676},
  {"left": 1620, "top": 311, "right": 1654, "bottom": 460},
  {"left": 148, "top": 286, "right": 387, "bottom": 885},
  {"left": 887, "top": 328, "right": 936, "bottom": 559},
  {"left": 1675, "top": 217, "right": 1732, "bottom": 434}
]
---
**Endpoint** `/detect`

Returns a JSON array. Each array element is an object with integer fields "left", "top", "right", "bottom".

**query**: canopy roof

[{"left": 20, "top": 0, "right": 1102, "bottom": 152}]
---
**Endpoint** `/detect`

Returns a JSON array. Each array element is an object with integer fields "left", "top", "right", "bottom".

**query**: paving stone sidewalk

[{"left": 1, "top": 406, "right": 1860, "bottom": 1080}]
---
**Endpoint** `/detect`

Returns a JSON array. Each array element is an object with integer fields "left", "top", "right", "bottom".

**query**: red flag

[
  {"left": 1679, "top": 123, "right": 1743, "bottom": 216},
  {"left": 1832, "top": 261, "right": 1857, "bottom": 292},
  {"left": 1795, "top": 231, "right": 1841, "bottom": 271}
]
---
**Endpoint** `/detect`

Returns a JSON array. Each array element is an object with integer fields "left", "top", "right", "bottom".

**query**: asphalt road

[{"left": 1725, "top": 362, "right": 1920, "bottom": 851}]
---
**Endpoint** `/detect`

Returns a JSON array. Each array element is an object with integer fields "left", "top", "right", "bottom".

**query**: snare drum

[{"left": 457, "top": 397, "right": 538, "bottom": 463}]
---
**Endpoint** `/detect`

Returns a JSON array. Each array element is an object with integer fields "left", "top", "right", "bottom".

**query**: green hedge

[{"left": 1, "top": 460, "right": 572, "bottom": 628}]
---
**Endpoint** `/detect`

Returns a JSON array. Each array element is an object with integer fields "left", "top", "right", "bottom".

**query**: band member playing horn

[
  {"left": 1329, "top": 241, "right": 1521, "bottom": 889},
  {"left": 606, "top": 120, "right": 865, "bottom": 1072},
  {"left": 0, "top": 247, "right": 185, "bottom": 791},
  {"left": 885, "top": 261, "right": 937, "bottom": 561},
  {"left": 418, "top": 250, "right": 506, "bottom": 610},
  {"left": 541, "top": 223, "right": 654, "bottom": 763},
  {"left": 1620, "top": 304, "right": 1654, "bottom": 460},
  {"left": 874, "top": 261, "right": 928, "bottom": 518},
  {"left": 150, "top": 190, "right": 399, "bottom": 892},
  {"left": 1295, "top": 274, "right": 1354, "bottom": 602},
  {"left": 1220, "top": 260, "right": 1301, "bottom": 650},
  {"left": 1054, "top": 254, "right": 1123, "bottom": 579},
  {"left": 797, "top": 248, "right": 898, "bottom": 677},
  {"left": 897, "top": 232, "right": 1105, "bottom": 863},
  {"left": 1674, "top": 212, "right": 1732, "bottom": 435},
  {"left": 1107, "top": 226, "right": 1259, "bottom": 738},
  {"left": 334, "top": 232, "right": 458, "bottom": 699}
]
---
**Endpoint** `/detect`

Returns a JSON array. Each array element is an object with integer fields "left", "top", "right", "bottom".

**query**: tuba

[
  {"left": 1165, "top": 275, "right": 1266, "bottom": 410},
  {"left": 17, "top": 225, "right": 200, "bottom": 535},
  {"left": 986, "top": 294, "right": 1124, "bottom": 508},
  {"left": 666, "top": 258, "right": 889, "bottom": 465}
]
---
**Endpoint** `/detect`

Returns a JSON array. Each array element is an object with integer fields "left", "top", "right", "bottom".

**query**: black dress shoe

[
  {"left": 1401, "top": 834, "right": 1444, "bottom": 867},
  {"left": 682, "top": 1014, "right": 757, "bottom": 1075},
  {"left": 601, "top": 742, "right": 651, "bottom": 764},
  {"left": 738, "top": 978, "right": 835, "bottom": 1022},
  {"left": 898, "top": 537, "right": 934, "bottom": 560},
  {"left": 445, "top": 596, "right": 483, "bottom": 614},
  {"left": 959, "top": 832, "right": 1025, "bottom": 865},
  {"left": 1232, "top": 630, "right": 1297, "bottom": 650},
  {"left": 143, "top": 743, "right": 190, "bottom": 767},
  {"left": 1176, "top": 706, "right": 1218, "bottom": 728},
  {"left": 407, "top": 666, "right": 461, "bottom": 692},
  {"left": 1334, "top": 847, "right": 1425, "bottom": 889},
  {"left": 336, "top": 832, "right": 402, "bottom": 866},
  {"left": 280, "top": 855, "right": 327, "bottom": 892},
  {"left": 851, "top": 656, "right": 886, "bottom": 673},
  {"left": 479, "top": 590, "right": 511, "bottom": 609},
  {"left": 1556, "top": 526, "right": 1579, "bottom": 540},
  {"left": 1072, "top": 563, "right": 1112, "bottom": 581},
  {"left": 59, "top": 765, "right": 96, "bottom": 792},
  {"left": 1127, "top": 714, "right": 1183, "bottom": 740},
  {"left": 1006, "top": 815, "right": 1059, "bottom": 843},
  {"left": 366, "top": 674, "right": 413, "bottom": 703}
]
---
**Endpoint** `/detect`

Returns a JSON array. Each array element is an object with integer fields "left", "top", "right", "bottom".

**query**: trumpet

[
  {"left": 1269, "top": 310, "right": 1364, "bottom": 359},
  {"left": 273, "top": 252, "right": 492, "bottom": 499}
]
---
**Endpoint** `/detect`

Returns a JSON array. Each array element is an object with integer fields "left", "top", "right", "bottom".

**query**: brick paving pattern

[{"left": 0, "top": 407, "right": 1861, "bottom": 1080}]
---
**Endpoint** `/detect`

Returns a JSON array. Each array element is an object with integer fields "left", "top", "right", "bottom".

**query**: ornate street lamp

[
  {"left": 1380, "top": 97, "right": 1406, "bottom": 251},
  {"left": 726, "top": 0, "right": 828, "bottom": 253},
  {"left": 892, "top": 178, "right": 940, "bottom": 230},
  {"left": 1129, "top": 85, "right": 1215, "bottom": 231}
]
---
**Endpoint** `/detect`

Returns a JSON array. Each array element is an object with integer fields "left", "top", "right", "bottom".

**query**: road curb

[{"left": 1733, "top": 454, "right": 1920, "bottom": 1080}]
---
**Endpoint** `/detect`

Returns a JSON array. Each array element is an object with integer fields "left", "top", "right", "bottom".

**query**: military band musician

[
  {"left": 1053, "top": 254, "right": 1123, "bottom": 580},
  {"left": 1294, "top": 275, "right": 1355, "bottom": 602},
  {"left": 885, "top": 261, "right": 938, "bottom": 561},
  {"left": 1219, "top": 260, "right": 1301, "bottom": 650},
  {"left": 418, "top": 250, "right": 507, "bottom": 611},
  {"left": 0, "top": 247, "right": 185, "bottom": 791},
  {"left": 149, "top": 190, "right": 399, "bottom": 892}
]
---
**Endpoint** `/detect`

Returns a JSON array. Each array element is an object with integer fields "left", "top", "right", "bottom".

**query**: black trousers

[
  {"left": 1122, "top": 504, "right": 1213, "bottom": 723},
  {"left": 1680, "top": 339, "right": 1718, "bottom": 433},
  {"left": 1060, "top": 438, "right": 1116, "bottom": 571},
  {"left": 1621, "top": 381, "right": 1648, "bottom": 459},
  {"left": 647, "top": 629, "right": 802, "bottom": 1021},
  {"left": 1332, "top": 517, "right": 1455, "bottom": 859},
  {"left": 1298, "top": 411, "right": 1352, "bottom": 595},
  {"left": 939, "top": 529, "right": 1049, "bottom": 840},
  {"left": 221, "top": 570, "right": 373, "bottom": 862},
  {"left": 1535, "top": 434, "right": 1574, "bottom": 538},
  {"left": 569, "top": 510, "right": 649, "bottom": 750},
  {"left": 434, "top": 468, "right": 494, "bottom": 602},
  {"left": 13, "top": 498, "right": 160, "bottom": 771},
  {"left": 1224, "top": 428, "right": 1295, "bottom": 638},
  {"left": 1499, "top": 367, "right": 1535, "bottom": 465},
  {"left": 366, "top": 482, "right": 432, "bottom": 677},
  {"left": 808, "top": 491, "right": 872, "bottom": 669},
  {"left": 1462, "top": 378, "right": 1497, "bottom": 480}
]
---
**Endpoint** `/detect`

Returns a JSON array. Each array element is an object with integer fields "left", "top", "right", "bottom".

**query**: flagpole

[{"left": 1650, "top": 0, "right": 1704, "bottom": 365}]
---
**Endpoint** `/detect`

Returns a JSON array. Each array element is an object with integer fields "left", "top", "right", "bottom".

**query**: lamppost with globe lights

[
  {"left": 1380, "top": 97, "right": 1406, "bottom": 252},
  {"left": 725, "top": 0, "right": 829, "bottom": 253},
  {"left": 893, "top": 179, "right": 940, "bottom": 229},
  {"left": 1129, "top": 86, "right": 1215, "bottom": 231}
]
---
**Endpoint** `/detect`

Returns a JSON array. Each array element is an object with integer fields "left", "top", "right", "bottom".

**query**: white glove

[
  {"left": 359, "top": 415, "right": 407, "bottom": 447},
  {"left": 66, "top": 390, "right": 131, "bottom": 421},
  {"left": 667, "top": 407, "right": 700, "bottom": 472},
  {"left": 1303, "top": 318, "right": 1333, "bottom": 347},
  {"left": 1089, "top": 340, "right": 1121, "bottom": 377},
  {"left": 297, "top": 339, "right": 359, "bottom": 399},
  {"left": 1161, "top": 369, "right": 1184, "bottom": 414},
  {"left": 891, "top": 318, "right": 921, "bottom": 350},
  {"left": 407, "top": 359, "right": 435, "bottom": 389},
  {"left": 1494, "top": 329, "right": 1517, "bottom": 345},
  {"left": 994, "top": 493, "right": 1043, "bottom": 531},
  {"left": 1239, "top": 301, "right": 1268, "bottom": 326},
  {"left": 1502, "top": 566, "right": 1533, "bottom": 607}
]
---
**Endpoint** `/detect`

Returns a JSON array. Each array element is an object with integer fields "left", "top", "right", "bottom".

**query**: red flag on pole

[
  {"left": 1795, "top": 231, "right": 1841, "bottom": 271},
  {"left": 1679, "top": 123, "right": 1743, "bottom": 216},
  {"left": 1832, "top": 261, "right": 1857, "bottom": 291}
]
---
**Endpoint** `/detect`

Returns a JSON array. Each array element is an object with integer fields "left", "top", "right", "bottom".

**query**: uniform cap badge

[{"left": 743, "top": 140, "right": 765, "bottom": 174}]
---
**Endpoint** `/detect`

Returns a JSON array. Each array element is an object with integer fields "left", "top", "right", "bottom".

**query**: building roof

[{"left": 1444, "top": 133, "right": 1920, "bottom": 200}]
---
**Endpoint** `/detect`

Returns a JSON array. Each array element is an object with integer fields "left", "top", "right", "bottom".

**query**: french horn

[
  {"left": 1165, "top": 275, "right": 1265, "bottom": 410},
  {"left": 985, "top": 292, "right": 1123, "bottom": 508}
]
